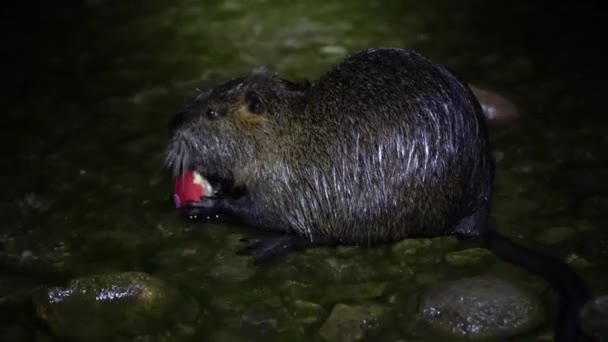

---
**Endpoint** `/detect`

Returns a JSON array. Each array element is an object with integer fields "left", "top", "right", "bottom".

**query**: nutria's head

[{"left": 166, "top": 70, "right": 308, "bottom": 187}]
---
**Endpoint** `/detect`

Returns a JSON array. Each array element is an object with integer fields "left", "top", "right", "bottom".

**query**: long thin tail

[{"left": 483, "top": 230, "right": 592, "bottom": 342}]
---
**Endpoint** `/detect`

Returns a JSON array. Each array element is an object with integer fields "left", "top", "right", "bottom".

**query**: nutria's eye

[
  {"left": 206, "top": 108, "right": 220, "bottom": 120},
  {"left": 245, "top": 91, "right": 266, "bottom": 114}
]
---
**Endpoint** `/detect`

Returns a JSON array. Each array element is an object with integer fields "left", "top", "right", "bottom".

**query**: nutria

[{"left": 166, "top": 47, "right": 590, "bottom": 341}]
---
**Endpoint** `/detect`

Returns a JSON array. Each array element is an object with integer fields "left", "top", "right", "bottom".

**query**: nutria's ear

[{"left": 245, "top": 90, "right": 266, "bottom": 114}]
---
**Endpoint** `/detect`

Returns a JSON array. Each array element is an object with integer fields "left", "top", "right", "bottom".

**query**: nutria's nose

[{"left": 169, "top": 109, "right": 188, "bottom": 138}]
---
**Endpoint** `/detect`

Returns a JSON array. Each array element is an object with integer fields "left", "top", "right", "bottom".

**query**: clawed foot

[{"left": 237, "top": 235, "right": 335, "bottom": 264}]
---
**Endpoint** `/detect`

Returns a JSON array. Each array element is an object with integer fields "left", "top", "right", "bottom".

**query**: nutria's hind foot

[{"left": 237, "top": 235, "right": 335, "bottom": 264}]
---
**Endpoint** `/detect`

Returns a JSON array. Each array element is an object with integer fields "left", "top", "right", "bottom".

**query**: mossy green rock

[
  {"left": 319, "top": 303, "right": 387, "bottom": 342},
  {"left": 323, "top": 282, "right": 387, "bottom": 305},
  {"left": 392, "top": 238, "right": 432, "bottom": 256},
  {"left": 445, "top": 248, "right": 493, "bottom": 266},
  {"left": 291, "top": 300, "right": 325, "bottom": 325},
  {"left": 34, "top": 272, "right": 198, "bottom": 340},
  {"left": 419, "top": 276, "right": 543, "bottom": 339}
]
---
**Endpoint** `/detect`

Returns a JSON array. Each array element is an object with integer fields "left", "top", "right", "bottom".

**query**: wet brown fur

[
  {"left": 166, "top": 48, "right": 591, "bottom": 341},
  {"left": 168, "top": 48, "right": 491, "bottom": 243}
]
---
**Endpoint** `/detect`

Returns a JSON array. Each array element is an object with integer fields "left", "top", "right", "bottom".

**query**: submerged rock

[
  {"left": 392, "top": 237, "right": 459, "bottom": 267},
  {"left": 323, "top": 282, "right": 387, "bottom": 305},
  {"left": 392, "top": 238, "right": 432, "bottom": 256},
  {"left": 580, "top": 295, "right": 608, "bottom": 341},
  {"left": 419, "top": 276, "right": 543, "bottom": 339},
  {"left": 241, "top": 303, "right": 278, "bottom": 337},
  {"left": 34, "top": 272, "right": 198, "bottom": 340},
  {"left": 207, "top": 253, "right": 256, "bottom": 284},
  {"left": 318, "top": 303, "right": 387, "bottom": 342},
  {"left": 444, "top": 248, "right": 493, "bottom": 266},
  {"left": 291, "top": 300, "right": 325, "bottom": 326}
]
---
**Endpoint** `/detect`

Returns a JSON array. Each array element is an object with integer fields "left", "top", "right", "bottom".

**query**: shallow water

[{"left": 2, "top": 0, "right": 607, "bottom": 341}]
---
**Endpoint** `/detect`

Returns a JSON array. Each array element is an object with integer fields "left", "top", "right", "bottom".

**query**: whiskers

[{"left": 165, "top": 136, "right": 195, "bottom": 177}]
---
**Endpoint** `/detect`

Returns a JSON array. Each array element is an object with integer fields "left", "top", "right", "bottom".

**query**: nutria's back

[{"left": 260, "top": 48, "right": 493, "bottom": 243}]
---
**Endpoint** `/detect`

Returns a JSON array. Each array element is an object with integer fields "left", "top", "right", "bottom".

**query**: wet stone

[
  {"left": 279, "top": 280, "right": 313, "bottom": 298},
  {"left": 291, "top": 300, "right": 325, "bottom": 325},
  {"left": 319, "top": 257, "right": 377, "bottom": 283},
  {"left": 335, "top": 245, "right": 359, "bottom": 256},
  {"left": 419, "top": 276, "right": 543, "bottom": 339},
  {"left": 318, "top": 303, "right": 387, "bottom": 342},
  {"left": 33, "top": 272, "right": 198, "bottom": 340},
  {"left": 392, "top": 238, "right": 433, "bottom": 256},
  {"left": 580, "top": 295, "right": 608, "bottom": 341},
  {"left": 210, "top": 288, "right": 283, "bottom": 322},
  {"left": 323, "top": 282, "right": 388, "bottom": 305},
  {"left": 207, "top": 252, "right": 256, "bottom": 284},
  {"left": 210, "top": 295, "right": 246, "bottom": 316},
  {"left": 445, "top": 248, "right": 493, "bottom": 266},
  {"left": 241, "top": 303, "right": 278, "bottom": 337}
]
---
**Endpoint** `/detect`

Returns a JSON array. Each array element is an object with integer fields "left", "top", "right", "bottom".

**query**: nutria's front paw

[{"left": 181, "top": 196, "right": 222, "bottom": 220}]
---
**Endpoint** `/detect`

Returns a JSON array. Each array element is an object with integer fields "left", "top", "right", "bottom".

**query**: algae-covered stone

[
  {"left": 392, "top": 238, "right": 432, "bottom": 256},
  {"left": 279, "top": 280, "right": 312, "bottom": 298},
  {"left": 419, "top": 276, "right": 543, "bottom": 339},
  {"left": 34, "top": 272, "right": 198, "bottom": 340},
  {"left": 319, "top": 303, "right": 387, "bottom": 342},
  {"left": 241, "top": 303, "right": 278, "bottom": 337},
  {"left": 291, "top": 300, "right": 325, "bottom": 325},
  {"left": 207, "top": 253, "right": 256, "bottom": 284},
  {"left": 321, "top": 257, "right": 377, "bottom": 283},
  {"left": 445, "top": 248, "right": 493, "bottom": 266},
  {"left": 323, "top": 282, "right": 387, "bottom": 305}
]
